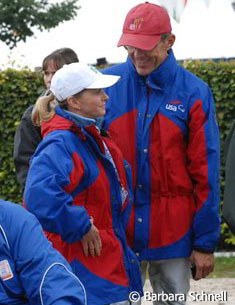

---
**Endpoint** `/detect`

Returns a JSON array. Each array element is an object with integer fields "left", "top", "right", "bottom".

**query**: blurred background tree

[{"left": 0, "top": 0, "right": 80, "bottom": 49}]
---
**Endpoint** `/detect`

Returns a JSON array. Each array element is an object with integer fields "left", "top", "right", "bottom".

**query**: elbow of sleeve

[
  {"left": 60, "top": 211, "right": 92, "bottom": 243},
  {"left": 40, "top": 263, "right": 86, "bottom": 304}
]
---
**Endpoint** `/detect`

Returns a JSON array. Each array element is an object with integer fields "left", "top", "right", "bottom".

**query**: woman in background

[{"left": 13, "top": 47, "right": 79, "bottom": 191}]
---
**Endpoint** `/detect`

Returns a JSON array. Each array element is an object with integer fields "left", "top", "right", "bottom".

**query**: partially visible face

[
  {"left": 72, "top": 89, "right": 109, "bottom": 119},
  {"left": 126, "top": 34, "right": 175, "bottom": 76},
  {"left": 43, "top": 60, "right": 58, "bottom": 88}
]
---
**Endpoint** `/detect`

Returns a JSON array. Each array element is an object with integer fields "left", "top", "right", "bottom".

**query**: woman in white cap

[{"left": 23, "top": 62, "right": 142, "bottom": 305}]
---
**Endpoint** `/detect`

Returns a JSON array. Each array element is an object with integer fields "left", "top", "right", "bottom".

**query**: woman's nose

[{"left": 102, "top": 90, "right": 109, "bottom": 100}]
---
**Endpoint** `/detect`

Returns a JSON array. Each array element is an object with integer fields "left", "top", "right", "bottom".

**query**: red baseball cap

[{"left": 117, "top": 2, "right": 172, "bottom": 51}]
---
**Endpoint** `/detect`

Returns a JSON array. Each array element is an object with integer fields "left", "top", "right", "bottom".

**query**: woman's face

[
  {"left": 43, "top": 60, "right": 58, "bottom": 88},
  {"left": 69, "top": 89, "right": 109, "bottom": 119}
]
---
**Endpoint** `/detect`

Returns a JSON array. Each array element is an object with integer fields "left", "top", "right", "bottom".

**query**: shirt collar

[{"left": 64, "top": 110, "right": 103, "bottom": 129}]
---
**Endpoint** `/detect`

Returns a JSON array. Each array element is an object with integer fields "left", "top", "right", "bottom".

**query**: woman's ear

[{"left": 67, "top": 96, "right": 81, "bottom": 111}]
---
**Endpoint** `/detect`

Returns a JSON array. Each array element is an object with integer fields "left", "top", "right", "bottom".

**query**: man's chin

[{"left": 136, "top": 66, "right": 151, "bottom": 76}]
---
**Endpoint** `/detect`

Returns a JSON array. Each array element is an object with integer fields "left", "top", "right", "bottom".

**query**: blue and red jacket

[
  {"left": 24, "top": 107, "right": 142, "bottom": 305},
  {"left": 102, "top": 50, "right": 221, "bottom": 261},
  {"left": 0, "top": 199, "right": 86, "bottom": 305}
]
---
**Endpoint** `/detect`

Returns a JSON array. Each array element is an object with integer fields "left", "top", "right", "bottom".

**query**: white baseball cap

[{"left": 50, "top": 62, "right": 120, "bottom": 101}]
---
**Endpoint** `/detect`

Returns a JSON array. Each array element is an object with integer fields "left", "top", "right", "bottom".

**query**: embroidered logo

[
  {"left": 165, "top": 101, "right": 185, "bottom": 113},
  {"left": 165, "top": 104, "right": 177, "bottom": 112},
  {"left": 178, "top": 104, "right": 185, "bottom": 113},
  {"left": 89, "top": 64, "right": 99, "bottom": 74},
  {"left": 129, "top": 17, "right": 144, "bottom": 30},
  {"left": 0, "top": 260, "right": 13, "bottom": 281}
]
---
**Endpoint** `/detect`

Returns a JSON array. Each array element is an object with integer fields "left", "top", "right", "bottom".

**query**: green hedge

[
  {"left": 0, "top": 60, "right": 235, "bottom": 248},
  {"left": 0, "top": 68, "right": 43, "bottom": 202}
]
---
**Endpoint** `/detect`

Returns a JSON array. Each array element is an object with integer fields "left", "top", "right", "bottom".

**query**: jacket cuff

[{"left": 193, "top": 247, "right": 215, "bottom": 254}]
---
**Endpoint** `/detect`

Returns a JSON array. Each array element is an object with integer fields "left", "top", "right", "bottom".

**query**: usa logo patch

[{"left": 165, "top": 101, "right": 185, "bottom": 113}]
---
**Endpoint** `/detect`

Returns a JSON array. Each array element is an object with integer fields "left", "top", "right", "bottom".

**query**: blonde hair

[{"left": 32, "top": 93, "right": 57, "bottom": 126}]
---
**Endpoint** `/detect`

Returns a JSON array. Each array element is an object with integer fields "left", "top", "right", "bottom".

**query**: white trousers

[{"left": 133, "top": 258, "right": 190, "bottom": 305}]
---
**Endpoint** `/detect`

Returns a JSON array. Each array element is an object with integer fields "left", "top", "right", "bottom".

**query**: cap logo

[
  {"left": 129, "top": 17, "right": 144, "bottom": 30},
  {"left": 89, "top": 65, "right": 99, "bottom": 74}
]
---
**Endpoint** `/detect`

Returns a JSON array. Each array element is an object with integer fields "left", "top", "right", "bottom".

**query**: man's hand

[
  {"left": 81, "top": 224, "right": 102, "bottom": 257},
  {"left": 190, "top": 250, "right": 215, "bottom": 280}
]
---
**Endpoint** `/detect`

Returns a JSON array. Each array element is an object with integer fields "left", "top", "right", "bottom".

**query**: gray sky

[{"left": 1, "top": 0, "right": 234, "bottom": 69}]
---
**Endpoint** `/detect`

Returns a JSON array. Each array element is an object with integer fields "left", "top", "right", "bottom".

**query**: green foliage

[
  {"left": 0, "top": 68, "right": 43, "bottom": 203},
  {"left": 0, "top": 60, "right": 235, "bottom": 247},
  {"left": 0, "top": 0, "right": 80, "bottom": 49},
  {"left": 220, "top": 223, "right": 235, "bottom": 247},
  {"left": 209, "top": 256, "right": 235, "bottom": 278}
]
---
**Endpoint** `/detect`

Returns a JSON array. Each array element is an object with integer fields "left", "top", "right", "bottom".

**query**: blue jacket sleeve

[
  {"left": 4, "top": 203, "right": 86, "bottom": 305},
  {"left": 187, "top": 87, "right": 221, "bottom": 252},
  {"left": 24, "top": 134, "right": 91, "bottom": 243}
]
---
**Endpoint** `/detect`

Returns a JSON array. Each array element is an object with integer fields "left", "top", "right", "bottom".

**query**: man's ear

[{"left": 167, "top": 34, "right": 176, "bottom": 50}]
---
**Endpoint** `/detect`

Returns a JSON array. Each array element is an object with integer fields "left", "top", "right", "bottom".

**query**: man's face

[{"left": 125, "top": 34, "right": 175, "bottom": 76}]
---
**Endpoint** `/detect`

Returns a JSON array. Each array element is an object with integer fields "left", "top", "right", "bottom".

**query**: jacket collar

[
  {"left": 41, "top": 106, "right": 85, "bottom": 139},
  {"left": 64, "top": 110, "right": 104, "bottom": 130},
  {"left": 127, "top": 49, "right": 177, "bottom": 90},
  {"left": 41, "top": 107, "right": 107, "bottom": 141}
]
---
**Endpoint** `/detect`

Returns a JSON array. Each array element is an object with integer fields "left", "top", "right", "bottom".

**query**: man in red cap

[{"left": 103, "top": 2, "right": 220, "bottom": 304}]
